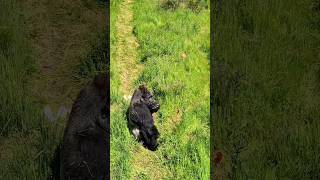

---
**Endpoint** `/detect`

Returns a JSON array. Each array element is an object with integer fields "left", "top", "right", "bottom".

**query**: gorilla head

[
  {"left": 135, "top": 85, "right": 160, "bottom": 113},
  {"left": 127, "top": 85, "right": 160, "bottom": 151}
]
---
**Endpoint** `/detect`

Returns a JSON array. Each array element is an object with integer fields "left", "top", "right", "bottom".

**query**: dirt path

[
  {"left": 114, "top": 0, "right": 170, "bottom": 179},
  {"left": 23, "top": 0, "right": 106, "bottom": 109}
]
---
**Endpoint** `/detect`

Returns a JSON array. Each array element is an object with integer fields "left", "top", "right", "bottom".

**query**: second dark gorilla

[
  {"left": 61, "top": 73, "right": 109, "bottom": 180},
  {"left": 127, "top": 85, "right": 160, "bottom": 151}
]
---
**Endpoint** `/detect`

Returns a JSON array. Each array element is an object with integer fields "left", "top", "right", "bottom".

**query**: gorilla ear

[{"left": 138, "top": 84, "right": 147, "bottom": 93}]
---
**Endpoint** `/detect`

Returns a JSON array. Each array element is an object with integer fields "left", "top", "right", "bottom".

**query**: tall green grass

[
  {"left": 132, "top": 0, "right": 210, "bottom": 179},
  {"left": 213, "top": 0, "right": 320, "bottom": 179},
  {"left": 0, "top": 0, "right": 38, "bottom": 136},
  {"left": 0, "top": 1, "right": 55, "bottom": 179}
]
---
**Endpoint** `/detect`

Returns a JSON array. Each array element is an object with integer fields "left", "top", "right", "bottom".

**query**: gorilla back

[{"left": 61, "top": 73, "right": 109, "bottom": 180}]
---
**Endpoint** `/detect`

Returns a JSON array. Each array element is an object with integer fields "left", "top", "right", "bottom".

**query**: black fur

[
  {"left": 61, "top": 73, "right": 109, "bottom": 180},
  {"left": 127, "top": 85, "right": 160, "bottom": 151}
]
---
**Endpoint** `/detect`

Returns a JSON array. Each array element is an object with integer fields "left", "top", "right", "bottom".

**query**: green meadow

[
  {"left": 111, "top": 0, "right": 210, "bottom": 179},
  {"left": 213, "top": 0, "right": 320, "bottom": 179}
]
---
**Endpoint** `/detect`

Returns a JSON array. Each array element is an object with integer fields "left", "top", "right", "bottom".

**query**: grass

[
  {"left": 110, "top": 0, "right": 134, "bottom": 179},
  {"left": 0, "top": 0, "right": 38, "bottom": 136},
  {"left": 0, "top": 1, "right": 54, "bottom": 178},
  {"left": 111, "top": 0, "right": 210, "bottom": 179},
  {"left": 76, "top": 32, "right": 108, "bottom": 82},
  {"left": 213, "top": 0, "right": 320, "bottom": 179},
  {"left": 0, "top": 0, "right": 107, "bottom": 179}
]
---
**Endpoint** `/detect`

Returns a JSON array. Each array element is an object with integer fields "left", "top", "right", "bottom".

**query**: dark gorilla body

[
  {"left": 127, "top": 85, "right": 160, "bottom": 151},
  {"left": 61, "top": 73, "right": 109, "bottom": 180}
]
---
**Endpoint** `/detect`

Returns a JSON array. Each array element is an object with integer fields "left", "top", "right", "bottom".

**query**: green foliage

[
  {"left": 76, "top": 33, "right": 108, "bottom": 80},
  {"left": 0, "top": 0, "right": 37, "bottom": 136},
  {"left": 213, "top": 0, "right": 320, "bottom": 179},
  {"left": 160, "top": 0, "right": 209, "bottom": 12}
]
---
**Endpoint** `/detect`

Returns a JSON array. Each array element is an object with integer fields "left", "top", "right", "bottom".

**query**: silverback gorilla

[
  {"left": 127, "top": 85, "right": 160, "bottom": 151},
  {"left": 61, "top": 73, "right": 109, "bottom": 180}
]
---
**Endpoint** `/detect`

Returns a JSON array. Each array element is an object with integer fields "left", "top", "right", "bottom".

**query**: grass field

[
  {"left": 0, "top": 0, "right": 106, "bottom": 179},
  {"left": 213, "top": 0, "right": 320, "bottom": 179},
  {"left": 111, "top": 0, "right": 210, "bottom": 179}
]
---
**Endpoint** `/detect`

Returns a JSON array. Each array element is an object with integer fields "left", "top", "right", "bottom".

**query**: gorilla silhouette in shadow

[{"left": 50, "top": 73, "right": 109, "bottom": 180}]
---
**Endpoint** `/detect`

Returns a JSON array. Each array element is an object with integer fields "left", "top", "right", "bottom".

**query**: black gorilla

[
  {"left": 127, "top": 85, "right": 160, "bottom": 151},
  {"left": 61, "top": 73, "right": 109, "bottom": 180}
]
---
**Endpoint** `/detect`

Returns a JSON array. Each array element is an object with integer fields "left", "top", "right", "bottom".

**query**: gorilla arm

[{"left": 75, "top": 106, "right": 109, "bottom": 138}]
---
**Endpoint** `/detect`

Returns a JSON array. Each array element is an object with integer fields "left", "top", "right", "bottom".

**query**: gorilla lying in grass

[
  {"left": 127, "top": 85, "right": 160, "bottom": 151},
  {"left": 61, "top": 73, "right": 109, "bottom": 180}
]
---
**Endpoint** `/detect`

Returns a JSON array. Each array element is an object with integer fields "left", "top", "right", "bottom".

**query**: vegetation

[
  {"left": 76, "top": 32, "right": 108, "bottom": 81},
  {"left": 110, "top": 0, "right": 134, "bottom": 179},
  {"left": 0, "top": 1, "right": 52, "bottom": 178},
  {"left": 111, "top": 0, "right": 210, "bottom": 179},
  {"left": 160, "top": 0, "right": 209, "bottom": 12},
  {"left": 213, "top": 0, "right": 320, "bottom": 179},
  {"left": 0, "top": 0, "right": 38, "bottom": 136}
]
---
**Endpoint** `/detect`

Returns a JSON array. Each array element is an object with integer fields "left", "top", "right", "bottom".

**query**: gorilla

[
  {"left": 61, "top": 73, "right": 109, "bottom": 180},
  {"left": 127, "top": 85, "right": 160, "bottom": 151}
]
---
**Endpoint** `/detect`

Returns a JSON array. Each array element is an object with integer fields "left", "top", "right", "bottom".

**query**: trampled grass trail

[
  {"left": 114, "top": 0, "right": 170, "bottom": 179},
  {"left": 115, "top": 0, "right": 142, "bottom": 96}
]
